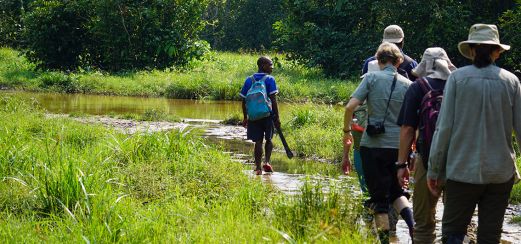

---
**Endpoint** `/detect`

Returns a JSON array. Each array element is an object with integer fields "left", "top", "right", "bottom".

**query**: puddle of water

[
  {"left": 2, "top": 91, "right": 307, "bottom": 120},
  {"left": 2, "top": 91, "right": 243, "bottom": 119}
]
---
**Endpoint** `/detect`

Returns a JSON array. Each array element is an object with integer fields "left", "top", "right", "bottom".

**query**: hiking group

[{"left": 240, "top": 23, "right": 521, "bottom": 244}]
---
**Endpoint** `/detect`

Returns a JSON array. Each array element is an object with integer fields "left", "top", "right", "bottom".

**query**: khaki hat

[
  {"left": 458, "top": 24, "right": 510, "bottom": 59},
  {"left": 383, "top": 25, "right": 404, "bottom": 43},
  {"left": 413, "top": 47, "right": 456, "bottom": 80}
]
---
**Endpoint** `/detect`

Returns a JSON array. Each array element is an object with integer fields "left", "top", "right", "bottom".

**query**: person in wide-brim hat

[
  {"left": 458, "top": 24, "right": 510, "bottom": 59},
  {"left": 412, "top": 47, "right": 457, "bottom": 80},
  {"left": 428, "top": 24, "right": 521, "bottom": 244}
]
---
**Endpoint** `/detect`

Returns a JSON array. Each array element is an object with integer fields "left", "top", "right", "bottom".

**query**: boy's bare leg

[
  {"left": 264, "top": 139, "right": 273, "bottom": 163},
  {"left": 254, "top": 140, "right": 263, "bottom": 172}
]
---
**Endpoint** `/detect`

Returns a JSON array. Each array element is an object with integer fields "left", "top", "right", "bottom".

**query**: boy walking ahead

[{"left": 240, "top": 56, "right": 280, "bottom": 175}]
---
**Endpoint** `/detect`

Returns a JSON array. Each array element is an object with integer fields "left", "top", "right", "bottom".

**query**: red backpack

[{"left": 417, "top": 77, "right": 443, "bottom": 169}]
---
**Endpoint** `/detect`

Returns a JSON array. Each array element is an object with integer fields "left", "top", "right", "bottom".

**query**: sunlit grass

[
  {"left": 0, "top": 96, "right": 369, "bottom": 242},
  {"left": 277, "top": 103, "right": 344, "bottom": 161},
  {"left": 0, "top": 48, "right": 358, "bottom": 104}
]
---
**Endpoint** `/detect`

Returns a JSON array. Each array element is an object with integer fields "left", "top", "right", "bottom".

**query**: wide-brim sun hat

[
  {"left": 413, "top": 47, "right": 456, "bottom": 80},
  {"left": 458, "top": 24, "right": 510, "bottom": 59}
]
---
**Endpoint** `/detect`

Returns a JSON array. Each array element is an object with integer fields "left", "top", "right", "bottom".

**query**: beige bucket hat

[
  {"left": 383, "top": 25, "right": 404, "bottom": 43},
  {"left": 458, "top": 24, "right": 510, "bottom": 59},
  {"left": 413, "top": 47, "right": 456, "bottom": 80}
]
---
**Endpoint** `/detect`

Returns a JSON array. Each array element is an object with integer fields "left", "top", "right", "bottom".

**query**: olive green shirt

[
  {"left": 428, "top": 65, "right": 521, "bottom": 184},
  {"left": 351, "top": 65, "right": 412, "bottom": 149}
]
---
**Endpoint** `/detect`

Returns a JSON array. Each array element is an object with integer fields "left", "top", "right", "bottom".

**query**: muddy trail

[{"left": 58, "top": 114, "right": 520, "bottom": 243}]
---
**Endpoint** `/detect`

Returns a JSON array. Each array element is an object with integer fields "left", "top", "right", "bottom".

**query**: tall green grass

[
  {"left": 0, "top": 48, "right": 358, "bottom": 104},
  {"left": 0, "top": 96, "right": 369, "bottom": 242},
  {"left": 278, "top": 103, "right": 344, "bottom": 161},
  {"left": 220, "top": 104, "right": 344, "bottom": 161}
]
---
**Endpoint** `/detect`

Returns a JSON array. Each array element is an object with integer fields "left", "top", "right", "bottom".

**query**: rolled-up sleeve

[{"left": 428, "top": 74, "right": 456, "bottom": 180}]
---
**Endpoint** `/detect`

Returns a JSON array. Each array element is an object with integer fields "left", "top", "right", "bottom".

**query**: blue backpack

[{"left": 245, "top": 75, "right": 272, "bottom": 121}]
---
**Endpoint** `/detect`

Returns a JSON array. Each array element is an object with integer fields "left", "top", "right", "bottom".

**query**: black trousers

[{"left": 360, "top": 146, "right": 406, "bottom": 213}]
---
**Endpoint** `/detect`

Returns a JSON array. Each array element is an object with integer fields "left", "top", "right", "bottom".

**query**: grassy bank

[
  {"left": 0, "top": 48, "right": 358, "bottom": 104},
  {"left": 0, "top": 96, "right": 370, "bottom": 242},
  {"left": 224, "top": 103, "right": 343, "bottom": 161}
]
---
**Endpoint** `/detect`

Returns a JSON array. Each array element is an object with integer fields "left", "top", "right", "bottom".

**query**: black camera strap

[{"left": 368, "top": 73, "right": 397, "bottom": 125}]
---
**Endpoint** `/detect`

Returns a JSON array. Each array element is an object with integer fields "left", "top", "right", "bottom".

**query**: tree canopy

[{"left": 1, "top": 0, "right": 520, "bottom": 75}]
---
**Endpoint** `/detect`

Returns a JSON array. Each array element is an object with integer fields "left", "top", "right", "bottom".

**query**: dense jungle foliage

[
  {"left": 202, "top": 0, "right": 284, "bottom": 51},
  {"left": 275, "top": 0, "right": 520, "bottom": 77},
  {"left": 1, "top": 0, "right": 210, "bottom": 71},
  {"left": 1, "top": 0, "right": 520, "bottom": 76}
]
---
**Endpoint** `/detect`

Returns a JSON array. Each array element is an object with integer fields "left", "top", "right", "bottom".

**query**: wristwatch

[{"left": 395, "top": 161, "right": 408, "bottom": 169}]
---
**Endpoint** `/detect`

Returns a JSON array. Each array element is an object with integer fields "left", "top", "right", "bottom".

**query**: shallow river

[{"left": 2, "top": 91, "right": 520, "bottom": 243}]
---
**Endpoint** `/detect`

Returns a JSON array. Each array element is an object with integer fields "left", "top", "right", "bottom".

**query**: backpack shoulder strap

[
  {"left": 251, "top": 74, "right": 269, "bottom": 83},
  {"left": 417, "top": 77, "right": 433, "bottom": 94},
  {"left": 259, "top": 75, "right": 269, "bottom": 83}
]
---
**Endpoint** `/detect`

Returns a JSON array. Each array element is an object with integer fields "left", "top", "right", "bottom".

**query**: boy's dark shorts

[{"left": 247, "top": 116, "right": 274, "bottom": 142}]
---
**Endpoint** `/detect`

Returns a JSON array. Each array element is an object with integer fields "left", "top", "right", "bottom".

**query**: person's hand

[
  {"left": 342, "top": 132, "right": 353, "bottom": 175},
  {"left": 342, "top": 156, "right": 352, "bottom": 175},
  {"left": 397, "top": 167, "right": 410, "bottom": 188},
  {"left": 427, "top": 177, "right": 442, "bottom": 197},
  {"left": 242, "top": 118, "right": 248, "bottom": 128}
]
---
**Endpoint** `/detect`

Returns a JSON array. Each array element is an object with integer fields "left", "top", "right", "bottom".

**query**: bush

[
  {"left": 275, "top": 0, "right": 517, "bottom": 77},
  {"left": 0, "top": 0, "right": 32, "bottom": 47},
  {"left": 21, "top": 0, "right": 210, "bottom": 71},
  {"left": 38, "top": 72, "right": 79, "bottom": 93},
  {"left": 500, "top": 5, "right": 521, "bottom": 71},
  {"left": 22, "top": 0, "right": 90, "bottom": 70},
  {"left": 202, "top": 0, "right": 284, "bottom": 51}
]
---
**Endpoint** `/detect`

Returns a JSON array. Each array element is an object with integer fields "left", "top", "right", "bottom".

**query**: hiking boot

[{"left": 262, "top": 163, "right": 273, "bottom": 173}]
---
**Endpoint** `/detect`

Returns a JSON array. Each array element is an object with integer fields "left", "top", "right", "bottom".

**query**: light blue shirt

[{"left": 351, "top": 65, "right": 412, "bottom": 148}]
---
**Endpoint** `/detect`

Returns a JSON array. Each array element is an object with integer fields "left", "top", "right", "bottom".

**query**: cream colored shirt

[{"left": 428, "top": 65, "right": 521, "bottom": 184}]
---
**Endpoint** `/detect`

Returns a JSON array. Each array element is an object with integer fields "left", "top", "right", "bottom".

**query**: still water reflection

[{"left": 2, "top": 91, "right": 245, "bottom": 120}]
